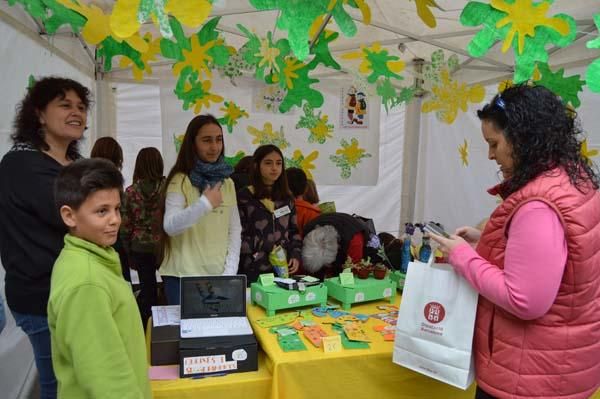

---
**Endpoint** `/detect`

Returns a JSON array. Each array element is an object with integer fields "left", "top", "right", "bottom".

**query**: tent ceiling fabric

[{"left": 19, "top": 0, "right": 597, "bottom": 86}]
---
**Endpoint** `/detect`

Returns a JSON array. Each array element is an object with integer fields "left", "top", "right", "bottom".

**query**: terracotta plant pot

[
  {"left": 373, "top": 268, "right": 387, "bottom": 279},
  {"left": 355, "top": 267, "right": 371, "bottom": 279}
]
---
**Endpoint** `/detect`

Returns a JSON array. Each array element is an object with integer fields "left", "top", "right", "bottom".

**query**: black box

[
  {"left": 150, "top": 324, "right": 180, "bottom": 366},
  {"left": 179, "top": 334, "right": 258, "bottom": 378}
]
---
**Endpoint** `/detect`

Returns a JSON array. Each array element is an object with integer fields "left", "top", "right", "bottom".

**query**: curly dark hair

[
  {"left": 12, "top": 76, "right": 92, "bottom": 160},
  {"left": 477, "top": 84, "right": 599, "bottom": 196}
]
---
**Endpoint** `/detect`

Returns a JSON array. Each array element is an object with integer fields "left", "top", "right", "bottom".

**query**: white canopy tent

[{"left": 1, "top": 1, "right": 600, "bottom": 397}]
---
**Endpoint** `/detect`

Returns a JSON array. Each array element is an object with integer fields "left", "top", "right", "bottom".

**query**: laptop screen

[{"left": 180, "top": 275, "right": 247, "bottom": 318}]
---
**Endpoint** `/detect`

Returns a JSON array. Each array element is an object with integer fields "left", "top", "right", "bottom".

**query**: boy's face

[{"left": 60, "top": 188, "right": 121, "bottom": 247}]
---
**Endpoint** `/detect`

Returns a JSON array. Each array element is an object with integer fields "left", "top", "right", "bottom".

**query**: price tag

[
  {"left": 259, "top": 273, "right": 275, "bottom": 286},
  {"left": 322, "top": 335, "right": 342, "bottom": 353},
  {"left": 339, "top": 272, "right": 355, "bottom": 286}
]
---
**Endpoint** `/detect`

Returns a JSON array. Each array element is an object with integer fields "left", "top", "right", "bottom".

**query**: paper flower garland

[
  {"left": 285, "top": 150, "right": 319, "bottom": 179},
  {"left": 460, "top": 0, "right": 576, "bottom": 83},
  {"left": 296, "top": 104, "right": 334, "bottom": 144},
  {"left": 585, "top": 14, "right": 600, "bottom": 93},
  {"left": 330, "top": 138, "right": 372, "bottom": 179},
  {"left": 249, "top": 0, "right": 370, "bottom": 61},
  {"left": 458, "top": 139, "right": 469, "bottom": 166},
  {"left": 247, "top": 122, "right": 290, "bottom": 149},
  {"left": 218, "top": 101, "right": 249, "bottom": 134},
  {"left": 421, "top": 70, "right": 485, "bottom": 124},
  {"left": 342, "top": 42, "right": 405, "bottom": 84}
]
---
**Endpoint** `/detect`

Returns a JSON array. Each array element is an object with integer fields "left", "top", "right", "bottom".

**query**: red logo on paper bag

[{"left": 424, "top": 302, "right": 445, "bottom": 324}]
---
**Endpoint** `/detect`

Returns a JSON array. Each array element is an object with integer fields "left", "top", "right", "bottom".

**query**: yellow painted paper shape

[
  {"left": 581, "top": 138, "right": 599, "bottom": 166},
  {"left": 110, "top": 0, "right": 141, "bottom": 39},
  {"left": 165, "top": 0, "right": 212, "bottom": 28},
  {"left": 458, "top": 139, "right": 469, "bottom": 166},
  {"left": 58, "top": 0, "right": 111, "bottom": 44}
]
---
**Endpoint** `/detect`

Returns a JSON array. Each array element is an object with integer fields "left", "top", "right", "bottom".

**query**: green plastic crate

[
  {"left": 250, "top": 282, "right": 328, "bottom": 316},
  {"left": 324, "top": 276, "right": 397, "bottom": 310}
]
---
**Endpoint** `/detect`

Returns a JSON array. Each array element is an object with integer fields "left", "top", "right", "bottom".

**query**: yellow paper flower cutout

[
  {"left": 247, "top": 122, "right": 290, "bottom": 149},
  {"left": 411, "top": 0, "right": 441, "bottom": 28},
  {"left": 422, "top": 70, "right": 485, "bottom": 124},
  {"left": 327, "top": 0, "right": 371, "bottom": 24},
  {"left": 256, "top": 38, "right": 281, "bottom": 72},
  {"left": 172, "top": 35, "right": 215, "bottom": 79},
  {"left": 491, "top": 0, "right": 570, "bottom": 54},
  {"left": 342, "top": 42, "right": 405, "bottom": 83},
  {"left": 290, "top": 150, "right": 319, "bottom": 180},
  {"left": 581, "top": 138, "right": 599, "bottom": 166},
  {"left": 311, "top": 115, "right": 334, "bottom": 143},
  {"left": 221, "top": 101, "right": 249, "bottom": 122},
  {"left": 119, "top": 33, "right": 161, "bottom": 81},
  {"left": 165, "top": 0, "right": 212, "bottom": 28},
  {"left": 498, "top": 79, "right": 514, "bottom": 93},
  {"left": 110, "top": 0, "right": 140, "bottom": 39},
  {"left": 458, "top": 139, "right": 469, "bottom": 166},
  {"left": 337, "top": 139, "right": 366, "bottom": 166},
  {"left": 282, "top": 57, "right": 304, "bottom": 89},
  {"left": 187, "top": 80, "right": 224, "bottom": 114}
]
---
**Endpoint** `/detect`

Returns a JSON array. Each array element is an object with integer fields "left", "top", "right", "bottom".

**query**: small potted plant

[
  {"left": 373, "top": 263, "right": 388, "bottom": 279},
  {"left": 342, "top": 256, "right": 357, "bottom": 276},
  {"left": 355, "top": 257, "right": 372, "bottom": 279}
]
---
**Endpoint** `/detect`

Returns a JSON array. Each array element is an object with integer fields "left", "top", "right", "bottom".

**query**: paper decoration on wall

[
  {"left": 497, "top": 64, "right": 541, "bottom": 92},
  {"left": 173, "top": 133, "right": 184, "bottom": 153},
  {"left": 296, "top": 104, "right": 334, "bottom": 144},
  {"left": 225, "top": 151, "right": 247, "bottom": 167},
  {"left": 119, "top": 33, "right": 161, "bottom": 81},
  {"left": 285, "top": 150, "right": 319, "bottom": 180},
  {"left": 458, "top": 139, "right": 469, "bottom": 166},
  {"left": 581, "top": 138, "right": 599, "bottom": 166},
  {"left": 585, "top": 14, "right": 600, "bottom": 93},
  {"left": 97, "top": 37, "right": 145, "bottom": 72},
  {"left": 421, "top": 70, "right": 485, "bottom": 124},
  {"left": 423, "top": 49, "right": 459, "bottom": 90},
  {"left": 247, "top": 122, "right": 290, "bottom": 149},
  {"left": 410, "top": 0, "right": 442, "bottom": 28},
  {"left": 27, "top": 75, "right": 36, "bottom": 89},
  {"left": 253, "top": 85, "right": 287, "bottom": 113},
  {"left": 9, "top": 0, "right": 86, "bottom": 34},
  {"left": 217, "top": 49, "right": 255, "bottom": 84},
  {"left": 278, "top": 62, "right": 324, "bottom": 113},
  {"left": 342, "top": 42, "right": 405, "bottom": 84},
  {"left": 534, "top": 63, "right": 585, "bottom": 108},
  {"left": 306, "top": 30, "right": 341, "bottom": 71},
  {"left": 341, "top": 86, "right": 369, "bottom": 128},
  {"left": 461, "top": 0, "right": 576, "bottom": 83},
  {"left": 376, "top": 79, "right": 415, "bottom": 113},
  {"left": 249, "top": 0, "right": 370, "bottom": 61},
  {"left": 174, "top": 67, "right": 224, "bottom": 113},
  {"left": 329, "top": 138, "right": 372, "bottom": 179},
  {"left": 218, "top": 101, "right": 249, "bottom": 134}
]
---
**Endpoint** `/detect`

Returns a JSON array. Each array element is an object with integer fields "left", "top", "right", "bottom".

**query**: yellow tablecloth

[{"left": 247, "top": 296, "right": 476, "bottom": 399}]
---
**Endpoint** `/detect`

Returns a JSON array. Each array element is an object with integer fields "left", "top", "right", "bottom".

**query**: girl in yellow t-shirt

[{"left": 159, "top": 115, "right": 241, "bottom": 305}]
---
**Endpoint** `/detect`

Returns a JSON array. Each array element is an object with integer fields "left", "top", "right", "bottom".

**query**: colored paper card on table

[
  {"left": 343, "top": 322, "right": 371, "bottom": 342},
  {"left": 332, "top": 324, "right": 370, "bottom": 349},
  {"left": 278, "top": 334, "right": 307, "bottom": 352},
  {"left": 339, "top": 272, "right": 355, "bottom": 286},
  {"left": 259, "top": 273, "right": 275, "bottom": 286},
  {"left": 303, "top": 325, "right": 329, "bottom": 347},
  {"left": 301, "top": 275, "right": 320, "bottom": 283},
  {"left": 322, "top": 335, "right": 342, "bottom": 353},
  {"left": 255, "top": 312, "right": 298, "bottom": 328}
]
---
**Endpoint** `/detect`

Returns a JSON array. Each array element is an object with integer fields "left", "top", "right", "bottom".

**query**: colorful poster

[{"left": 340, "top": 86, "right": 369, "bottom": 129}]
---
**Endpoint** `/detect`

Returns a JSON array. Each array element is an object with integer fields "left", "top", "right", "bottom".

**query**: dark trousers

[
  {"left": 475, "top": 386, "right": 497, "bottom": 399},
  {"left": 130, "top": 251, "right": 158, "bottom": 329}
]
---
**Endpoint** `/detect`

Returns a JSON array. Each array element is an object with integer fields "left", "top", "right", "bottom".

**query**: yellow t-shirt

[{"left": 159, "top": 174, "right": 236, "bottom": 277}]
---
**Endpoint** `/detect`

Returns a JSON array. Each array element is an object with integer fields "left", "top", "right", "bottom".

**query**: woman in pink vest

[{"left": 431, "top": 84, "right": 600, "bottom": 399}]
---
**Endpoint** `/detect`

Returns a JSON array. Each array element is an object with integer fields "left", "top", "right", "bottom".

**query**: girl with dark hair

[
  {"left": 121, "top": 147, "right": 164, "bottom": 327},
  {"left": 159, "top": 115, "right": 240, "bottom": 305},
  {"left": 430, "top": 84, "right": 600, "bottom": 399},
  {"left": 90, "top": 136, "right": 124, "bottom": 170},
  {"left": 237, "top": 144, "right": 302, "bottom": 284},
  {"left": 0, "top": 76, "right": 91, "bottom": 399}
]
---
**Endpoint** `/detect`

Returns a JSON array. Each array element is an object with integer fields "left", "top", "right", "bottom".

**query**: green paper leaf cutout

[
  {"left": 534, "top": 63, "right": 585, "bottom": 108},
  {"left": 173, "top": 66, "right": 224, "bottom": 114},
  {"left": 376, "top": 78, "right": 414, "bottom": 113},
  {"left": 279, "top": 64, "right": 324, "bottom": 113},
  {"left": 27, "top": 75, "right": 37, "bottom": 89},
  {"left": 138, "top": 0, "right": 172, "bottom": 38},
  {"left": 218, "top": 101, "right": 249, "bottom": 133},
  {"left": 306, "top": 30, "right": 341, "bottom": 71},
  {"left": 295, "top": 103, "right": 334, "bottom": 144},
  {"left": 8, "top": 0, "right": 86, "bottom": 34},
  {"left": 224, "top": 150, "right": 247, "bottom": 167},
  {"left": 159, "top": 18, "right": 191, "bottom": 61},
  {"left": 460, "top": 0, "right": 577, "bottom": 83},
  {"left": 97, "top": 36, "right": 144, "bottom": 72},
  {"left": 329, "top": 138, "right": 372, "bottom": 179},
  {"left": 585, "top": 14, "right": 600, "bottom": 93}
]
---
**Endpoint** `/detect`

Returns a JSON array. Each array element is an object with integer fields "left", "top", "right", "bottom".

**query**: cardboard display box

[
  {"left": 179, "top": 334, "right": 258, "bottom": 378},
  {"left": 150, "top": 324, "right": 180, "bottom": 366},
  {"left": 250, "top": 282, "right": 328, "bottom": 316},
  {"left": 325, "top": 276, "right": 397, "bottom": 310}
]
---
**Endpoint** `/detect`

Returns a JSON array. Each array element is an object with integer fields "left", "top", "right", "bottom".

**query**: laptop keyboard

[{"left": 181, "top": 317, "right": 253, "bottom": 338}]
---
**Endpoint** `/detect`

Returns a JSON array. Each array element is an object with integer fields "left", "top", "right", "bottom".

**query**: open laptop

[{"left": 179, "top": 275, "right": 253, "bottom": 339}]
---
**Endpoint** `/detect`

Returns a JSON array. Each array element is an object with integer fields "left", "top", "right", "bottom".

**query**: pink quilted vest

[{"left": 474, "top": 168, "right": 600, "bottom": 399}]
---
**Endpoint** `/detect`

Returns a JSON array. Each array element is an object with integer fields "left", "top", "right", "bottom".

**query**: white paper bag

[{"left": 393, "top": 259, "right": 478, "bottom": 390}]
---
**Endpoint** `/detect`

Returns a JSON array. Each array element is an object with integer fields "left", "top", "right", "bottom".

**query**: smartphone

[{"left": 424, "top": 222, "right": 451, "bottom": 238}]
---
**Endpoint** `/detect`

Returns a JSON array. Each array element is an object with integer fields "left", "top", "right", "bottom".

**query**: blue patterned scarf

[{"left": 189, "top": 156, "right": 233, "bottom": 192}]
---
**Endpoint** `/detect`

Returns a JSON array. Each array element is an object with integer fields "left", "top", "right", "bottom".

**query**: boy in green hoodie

[{"left": 48, "top": 158, "right": 152, "bottom": 399}]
